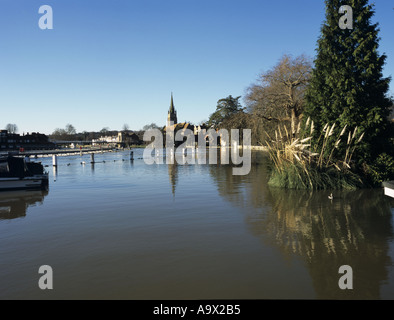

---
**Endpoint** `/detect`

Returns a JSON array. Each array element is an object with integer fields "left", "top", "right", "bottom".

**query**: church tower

[{"left": 167, "top": 93, "right": 178, "bottom": 127}]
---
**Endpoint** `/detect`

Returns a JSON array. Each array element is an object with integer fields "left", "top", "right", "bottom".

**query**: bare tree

[
  {"left": 245, "top": 54, "right": 312, "bottom": 134},
  {"left": 5, "top": 123, "right": 18, "bottom": 134},
  {"left": 65, "top": 123, "right": 76, "bottom": 135},
  {"left": 142, "top": 123, "right": 159, "bottom": 131},
  {"left": 51, "top": 128, "right": 67, "bottom": 140},
  {"left": 50, "top": 124, "right": 76, "bottom": 140},
  {"left": 122, "top": 123, "right": 130, "bottom": 132}
]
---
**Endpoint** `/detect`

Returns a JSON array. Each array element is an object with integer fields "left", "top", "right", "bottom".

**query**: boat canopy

[{"left": 0, "top": 156, "right": 44, "bottom": 178}]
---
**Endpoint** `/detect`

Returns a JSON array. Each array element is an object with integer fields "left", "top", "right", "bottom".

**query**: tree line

[
  {"left": 207, "top": 0, "right": 394, "bottom": 185},
  {"left": 206, "top": 53, "right": 315, "bottom": 146},
  {"left": 49, "top": 123, "right": 162, "bottom": 144}
]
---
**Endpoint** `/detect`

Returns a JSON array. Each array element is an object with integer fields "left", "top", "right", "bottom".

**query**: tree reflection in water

[{"left": 209, "top": 152, "right": 394, "bottom": 299}]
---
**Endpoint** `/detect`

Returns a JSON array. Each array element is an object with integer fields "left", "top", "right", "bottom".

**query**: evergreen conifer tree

[{"left": 304, "top": 0, "right": 392, "bottom": 166}]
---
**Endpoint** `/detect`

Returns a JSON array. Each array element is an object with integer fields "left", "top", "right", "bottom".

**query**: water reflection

[
  {"left": 168, "top": 161, "right": 178, "bottom": 197},
  {"left": 262, "top": 188, "right": 393, "bottom": 299},
  {"left": 52, "top": 166, "right": 58, "bottom": 182},
  {"left": 0, "top": 189, "right": 49, "bottom": 220},
  {"left": 209, "top": 156, "right": 394, "bottom": 299}
]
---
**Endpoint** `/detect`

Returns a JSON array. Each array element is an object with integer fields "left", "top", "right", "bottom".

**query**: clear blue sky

[{"left": 0, "top": 0, "right": 393, "bottom": 135}]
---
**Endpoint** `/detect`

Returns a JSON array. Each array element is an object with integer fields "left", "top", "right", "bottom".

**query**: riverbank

[
  {"left": 0, "top": 147, "right": 120, "bottom": 158},
  {"left": 251, "top": 146, "right": 268, "bottom": 151},
  {"left": 1, "top": 145, "right": 268, "bottom": 158}
]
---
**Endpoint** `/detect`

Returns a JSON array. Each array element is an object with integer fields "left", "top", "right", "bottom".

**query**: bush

[
  {"left": 265, "top": 119, "right": 365, "bottom": 190},
  {"left": 364, "top": 153, "right": 394, "bottom": 185}
]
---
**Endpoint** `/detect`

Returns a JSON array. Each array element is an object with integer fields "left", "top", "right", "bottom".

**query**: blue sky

[{"left": 0, "top": 0, "right": 393, "bottom": 135}]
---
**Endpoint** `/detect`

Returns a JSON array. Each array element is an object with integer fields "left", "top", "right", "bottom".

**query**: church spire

[
  {"left": 167, "top": 92, "right": 178, "bottom": 127},
  {"left": 169, "top": 92, "right": 175, "bottom": 113}
]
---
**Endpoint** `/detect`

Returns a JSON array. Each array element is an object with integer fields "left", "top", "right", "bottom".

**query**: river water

[{"left": 0, "top": 149, "right": 393, "bottom": 300}]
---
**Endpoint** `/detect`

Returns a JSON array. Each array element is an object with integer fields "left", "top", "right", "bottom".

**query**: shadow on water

[
  {"left": 0, "top": 189, "right": 49, "bottom": 220},
  {"left": 209, "top": 152, "right": 394, "bottom": 299}
]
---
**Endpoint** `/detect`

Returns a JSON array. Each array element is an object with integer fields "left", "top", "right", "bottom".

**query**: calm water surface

[{"left": 0, "top": 149, "right": 393, "bottom": 299}]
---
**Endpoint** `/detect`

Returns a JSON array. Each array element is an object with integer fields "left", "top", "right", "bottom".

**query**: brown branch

[{"left": 257, "top": 114, "right": 291, "bottom": 122}]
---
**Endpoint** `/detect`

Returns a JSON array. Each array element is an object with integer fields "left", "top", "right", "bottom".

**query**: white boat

[
  {"left": 383, "top": 181, "right": 394, "bottom": 199},
  {"left": 0, "top": 156, "right": 48, "bottom": 191}
]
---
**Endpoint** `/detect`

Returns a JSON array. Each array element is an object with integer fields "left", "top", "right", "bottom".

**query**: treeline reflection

[{"left": 208, "top": 156, "right": 394, "bottom": 299}]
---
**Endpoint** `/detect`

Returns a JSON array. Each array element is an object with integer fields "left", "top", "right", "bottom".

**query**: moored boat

[
  {"left": 0, "top": 156, "right": 48, "bottom": 191},
  {"left": 382, "top": 181, "right": 394, "bottom": 199}
]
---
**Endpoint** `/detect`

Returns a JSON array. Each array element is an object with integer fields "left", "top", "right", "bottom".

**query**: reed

[{"left": 265, "top": 118, "right": 364, "bottom": 189}]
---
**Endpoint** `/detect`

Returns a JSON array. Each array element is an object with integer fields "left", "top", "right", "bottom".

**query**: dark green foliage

[
  {"left": 364, "top": 153, "right": 394, "bottom": 185},
  {"left": 207, "top": 95, "right": 245, "bottom": 129},
  {"left": 304, "top": 0, "right": 392, "bottom": 165}
]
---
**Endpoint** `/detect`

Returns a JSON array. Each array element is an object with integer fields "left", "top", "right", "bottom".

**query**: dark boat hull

[{"left": 0, "top": 174, "right": 48, "bottom": 191}]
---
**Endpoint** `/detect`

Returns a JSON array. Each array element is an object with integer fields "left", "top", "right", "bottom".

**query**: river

[{"left": 0, "top": 149, "right": 393, "bottom": 299}]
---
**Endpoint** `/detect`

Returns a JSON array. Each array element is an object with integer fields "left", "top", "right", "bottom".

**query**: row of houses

[
  {"left": 91, "top": 131, "right": 141, "bottom": 147},
  {"left": 0, "top": 129, "right": 144, "bottom": 151},
  {"left": 0, "top": 130, "right": 55, "bottom": 151}
]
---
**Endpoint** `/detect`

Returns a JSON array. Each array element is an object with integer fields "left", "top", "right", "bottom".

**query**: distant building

[
  {"left": 167, "top": 93, "right": 178, "bottom": 128},
  {"left": 164, "top": 94, "right": 208, "bottom": 147},
  {"left": 117, "top": 131, "right": 141, "bottom": 146},
  {"left": 92, "top": 135, "right": 118, "bottom": 145},
  {"left": 92, "top": 131, "right": 141, "bottom": 147},
  {"left": 0, "top": 130, "right": 55, "bottom": 151}
]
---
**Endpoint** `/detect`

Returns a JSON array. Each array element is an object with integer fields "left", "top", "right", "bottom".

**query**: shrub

[
  {"left": 364, "top": 153, "right": 394, "bottom": 185},
  {"left": 265, "top": 118, "right": 364, "bottom": 190}
]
